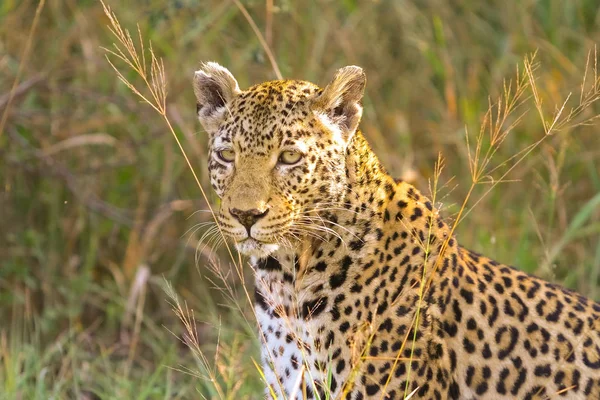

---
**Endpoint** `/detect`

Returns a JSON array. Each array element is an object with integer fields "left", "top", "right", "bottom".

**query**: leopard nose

[{"left": 230, "top": 208, "right": 269, "bottom": 233}]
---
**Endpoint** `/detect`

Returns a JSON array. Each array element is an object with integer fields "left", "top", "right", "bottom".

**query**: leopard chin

[{"left": 235, "top": 238, "right": 279, "bottom": 258}]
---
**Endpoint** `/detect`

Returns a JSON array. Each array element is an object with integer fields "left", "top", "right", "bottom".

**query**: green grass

[{"left": 1, "top": 0, "right": 600, "bottom": 398}]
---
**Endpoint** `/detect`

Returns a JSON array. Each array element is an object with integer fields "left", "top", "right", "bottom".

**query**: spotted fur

[{"left": 193, "top": 62, "right": 600, "bottom": 399}]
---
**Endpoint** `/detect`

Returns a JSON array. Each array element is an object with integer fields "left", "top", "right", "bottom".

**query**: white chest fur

[{"left": 254, "top": 261, "right": 329, "bottom": 400}]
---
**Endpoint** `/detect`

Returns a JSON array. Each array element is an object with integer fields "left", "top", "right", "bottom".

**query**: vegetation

[{"left": 1, "top": 0, "right": 599, "bottom": 398}]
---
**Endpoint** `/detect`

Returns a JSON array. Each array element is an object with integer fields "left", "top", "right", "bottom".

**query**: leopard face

[{"left": 193, "top": 63, "right": 365, "bottom": 258}]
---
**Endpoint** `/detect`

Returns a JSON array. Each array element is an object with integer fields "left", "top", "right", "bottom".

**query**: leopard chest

[{"left": 254, "top": 265, "right": 334, "bottom": 399}]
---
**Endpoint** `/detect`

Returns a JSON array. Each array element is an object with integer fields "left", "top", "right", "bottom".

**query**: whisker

[
  {"left": 195, "top": 226, "right": 220, "bottom": 265},
  {"left": 186, "top": 209, "right": 218, "bottom": 220},
  {"left": 182, "top": 221, "right": 216, "bottom": 238},
  {"left": 298, "top": 215, "right": 363, "bottom": 243},
  {"left": 292, "top": 222, "right": 346, "bottom": 246},
  {"left": 289, "top": 228, "right": 328, "bottom": 243}
]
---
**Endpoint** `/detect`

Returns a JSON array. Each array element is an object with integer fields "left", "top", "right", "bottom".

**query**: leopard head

[{"left": 193, "top": 62, "right": 366, "bottom": 257}]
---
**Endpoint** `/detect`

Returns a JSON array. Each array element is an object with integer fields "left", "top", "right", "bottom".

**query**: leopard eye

[
  {"left": 217, "top": 149, "right": 235, "bottom": 163},
  {"left": 278, "top": 150, "right": 303, "bottom": 165}
]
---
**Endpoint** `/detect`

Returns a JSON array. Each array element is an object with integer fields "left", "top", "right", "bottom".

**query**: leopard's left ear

[{"left": 313, "top": 66, "right": 366, "bottom": 142}]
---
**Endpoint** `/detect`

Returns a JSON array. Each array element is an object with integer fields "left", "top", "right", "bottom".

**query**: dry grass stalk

[
  {"left": 99, "top": 3, "right": 290, "bottom": 395},
  {"left": 232, "top": 0, "right": 282, "bottom": 79},
  {"left": 99, "top": 0, "right": 239, "bottom": 262}
]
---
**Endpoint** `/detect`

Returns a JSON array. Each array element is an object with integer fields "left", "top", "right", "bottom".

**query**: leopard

[{"left": 192, "top": 62, "right": 600, "bottom": 399}]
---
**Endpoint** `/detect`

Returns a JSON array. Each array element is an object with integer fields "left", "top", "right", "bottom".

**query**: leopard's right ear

[
  {"left": 193, "top": 62, "right": 240, "bottom": 132},
  {"left": 312, "top": 66, "right": 366, "bottom": 144}
]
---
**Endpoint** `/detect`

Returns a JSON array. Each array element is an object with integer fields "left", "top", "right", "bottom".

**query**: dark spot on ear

[
  {"left": 333, "top": 105, "right": 344, "bottom": 118},
  {"left": 200, "top": 79, "right": 226, "bottom": 112}
]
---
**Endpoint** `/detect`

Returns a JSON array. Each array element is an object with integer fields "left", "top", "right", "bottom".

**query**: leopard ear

[
  {"left": 313, "top": 66, "right": 366, "bottom": 142},
  {"left": 193, "top": 62, "right": 240, "bottom": 132}
]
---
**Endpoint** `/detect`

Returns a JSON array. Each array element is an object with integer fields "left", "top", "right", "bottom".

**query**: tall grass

[{"left": 1, "top": 0, "right": 599, "bottom": 398}]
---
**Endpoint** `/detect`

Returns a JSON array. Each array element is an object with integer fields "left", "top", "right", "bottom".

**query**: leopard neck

[
  {"left": 345, "top": 130, "right": 394, "bottom": 194},
  {"left": 270, "top": 130, "right": 427, "bottom": 271}
]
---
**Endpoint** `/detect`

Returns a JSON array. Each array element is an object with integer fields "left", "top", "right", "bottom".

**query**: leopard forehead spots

[
  {"left": 222, "top": 80, "right": 321, "bottom": 149},
  {"left": 193, "top": 63, "right": 600, "bottom": 399}
]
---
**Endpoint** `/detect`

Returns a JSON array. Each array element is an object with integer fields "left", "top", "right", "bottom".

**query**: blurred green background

[{"left": 1, "top": 0, "right": 600, "bottom": 398}]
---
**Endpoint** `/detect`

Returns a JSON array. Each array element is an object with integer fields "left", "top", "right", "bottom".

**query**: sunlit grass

[{"left": 1, "top": 0, "right": 599, "bottom": 398}]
